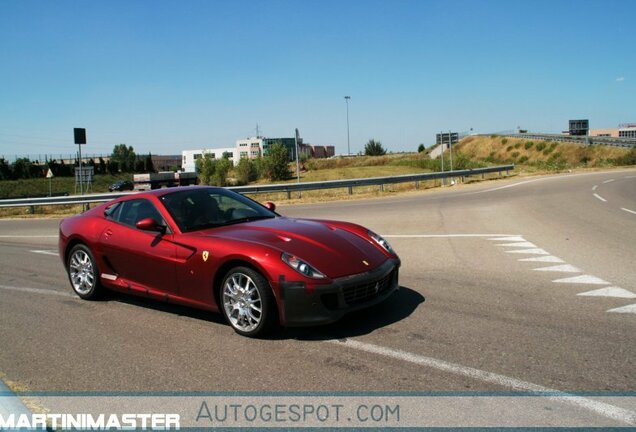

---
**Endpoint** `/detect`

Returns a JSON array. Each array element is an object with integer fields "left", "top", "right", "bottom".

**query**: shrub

[
  {"left": 536, "top": 142, "right": 547, "bottom": 151},
  {"left": 511, "top": 151, "right": 520, "bottom": 159},
  {"left": 543, "top": 147, "right": 554, "bottom": 156},
  {"left": 524, "top": 141, "right": 534, "bottom": 150},
  {"left": 617, "top": 148, "right": 636, "bottom": 165},
  {"left": 506, "top": 145, "right": 513, "bottom": 152},
  {"left": 235, "top": 158, "right": 257, "bottom": 185},
  {"left": 364, "top": 139, "right": 387, "bottom": 156},
  {"left": 501, "top": 138, "right": 508, "bottom": 145},
  {"left": 518, "top": 156, "right": 529, "bottom": 164},
  {"left": 514, "top": 142, "right": 522, "bottom": 149}
]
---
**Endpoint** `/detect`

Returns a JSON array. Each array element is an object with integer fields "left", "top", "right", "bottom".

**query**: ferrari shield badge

[{"left": 202, "top": 251, "right": 209, "bottom": 262}]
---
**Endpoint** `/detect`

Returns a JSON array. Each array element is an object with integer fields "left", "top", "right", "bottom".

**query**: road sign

[{"left": 46, "top": 169, "right": 54, "bottom": 179}]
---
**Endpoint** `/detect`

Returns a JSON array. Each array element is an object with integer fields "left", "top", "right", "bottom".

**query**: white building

[
  {"left": 181, "top": 148, "right": 239, "bottom": 172},
  {"left": 236, "top": 137, "right": 263, "bottom": 159}
]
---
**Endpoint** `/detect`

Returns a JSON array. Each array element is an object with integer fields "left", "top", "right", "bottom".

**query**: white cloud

[{"left": 616, "top": 76, "right": 625, "bottom": 82}]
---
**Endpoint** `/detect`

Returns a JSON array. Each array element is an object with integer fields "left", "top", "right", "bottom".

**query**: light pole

[{"left": 344, "top": 96, "right": 351, "bottom": 155}]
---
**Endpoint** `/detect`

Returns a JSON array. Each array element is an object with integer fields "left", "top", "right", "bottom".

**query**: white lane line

[
  {"left": 505, "top": 248, "right": 549, "bottom": 255},
  {"left": 496, "top": 241, "right": 537, "bottom": 248},
  {"left": 533, "top": 264, "right": 581, "bottom": 273},
  {"left": 30, "top": 250, "right": 59, "bottom": 256},
  {"left": 382, "top": 234, "right": 520, "bottom": 238},
  {"left": 518, "top": 255, "right": 564, "bottom": 263},
  {"left": 553, "top": 275, "right": 609, "bottom": 285},
  {"left": 0, "top": 235, "right": 57, "bottom": 238},
  {"left": 607, "top": 304, "right": 636, "bottom": 314},
  {"left": 626, "top": 175, "right": 636, "bottom": 179},
  {"left": 577, "top": 287, "right": 636, "bottom": 299},
  {"left": 0, "top": 284, "right": 73, "bottom": 298},
  {"left": 469, "top": 178, "right": 550, "bottom": 194},
  {"left": 592, "top": 185, "right": 598, "bottom": 191},
  {"left": 329, "top": 339, "right": 636, "bottom": 425},
  {"left": 621, "top": 207, "right": 636, "bottom": 215},
  {"left": 603, "top": 179, "right": 615, "bottom": 184},
  {"left": 593, "top": 193, "right": 607, "bottom": 202},
  {"left": 487, "top": 236, "right": 526, "bottom": 242}
]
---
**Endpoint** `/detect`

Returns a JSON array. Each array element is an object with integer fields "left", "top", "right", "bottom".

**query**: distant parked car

[{"left": 108, "top": 180, "right": 134, "bottom": 192}]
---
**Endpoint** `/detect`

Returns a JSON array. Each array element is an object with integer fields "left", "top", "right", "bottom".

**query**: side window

[
  {"left": 104, "top": 202, "right": 122, "bottom": 220},
  {"left": 116, "top": 199, "right": 164, "bottom": 229}
]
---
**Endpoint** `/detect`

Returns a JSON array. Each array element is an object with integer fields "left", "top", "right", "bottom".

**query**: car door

[{"left": 99, "top": 198, "right": 178, "bottom": 295}]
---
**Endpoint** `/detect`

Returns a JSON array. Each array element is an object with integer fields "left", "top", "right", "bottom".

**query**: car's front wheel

[
  {"left": 67, "top": 244, "right": 102, "bottom": 300},
  {"left": 220, "top": 267, "right": 277, "bottom": 337}
]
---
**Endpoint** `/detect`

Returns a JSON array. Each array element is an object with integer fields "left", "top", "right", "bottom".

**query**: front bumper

[{"left": 278, "top": 258, "right": 400, "bottom": 326}]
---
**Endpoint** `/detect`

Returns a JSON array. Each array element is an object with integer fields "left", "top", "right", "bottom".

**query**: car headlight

[
  {"left": 368, "top": 230, "right": 395, "bottom": 254},
  {"left": 281, "top": 253, "right": 326, "bottom": 279}
]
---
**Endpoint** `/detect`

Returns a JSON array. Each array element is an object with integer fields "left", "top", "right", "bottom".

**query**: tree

[
  {"left": 236, "top": 158, "right": 257, "bottom": 185},
  {"left": 364, "top": 139, "right": 386, "bottom": 156},
  {"left": 196, "top": 154, "right": 232, "bottom": 186},
  {"left": 0, "top": 158, "right": 12, "bottom": 180},
  {"left": 417, "top": 144, "right": 426, "bottom": 153},
  {"left": 110, "top": 144, "right": 137, "bottom": 172},
  {"left": 263, "top": 142, "right": 290, "bottom": 181}
]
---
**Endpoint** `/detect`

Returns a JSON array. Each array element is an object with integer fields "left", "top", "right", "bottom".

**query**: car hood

[{"left": 191, "top": 217, "right": 388, "bottom": 278}]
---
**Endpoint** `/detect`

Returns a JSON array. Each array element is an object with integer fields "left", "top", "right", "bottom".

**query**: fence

[{"left": 0, "top": 165, "right": 515, "bottom": 209}]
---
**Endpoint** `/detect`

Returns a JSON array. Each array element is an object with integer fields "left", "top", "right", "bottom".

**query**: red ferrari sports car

[{"left": 59, "top": 186, "right": 400, "bottom": 337}]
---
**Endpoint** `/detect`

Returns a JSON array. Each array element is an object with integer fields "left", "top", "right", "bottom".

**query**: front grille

[{"left": 342, "top": 270, "right": 395, "bottom": 306}]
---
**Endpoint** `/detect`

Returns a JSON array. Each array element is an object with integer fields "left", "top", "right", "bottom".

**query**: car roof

[{"left": 134, "top": 185, "right": 222, "bottom": 199}]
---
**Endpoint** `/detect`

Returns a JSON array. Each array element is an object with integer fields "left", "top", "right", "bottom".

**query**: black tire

[
  {"left": 67, "top": 244, "right": 102, "bottom": 300},
  {"left": 220, "top": 266, "right": 277, "bottom": 337}
]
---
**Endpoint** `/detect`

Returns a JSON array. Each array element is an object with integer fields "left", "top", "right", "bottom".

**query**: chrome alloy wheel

[
  {"left": 222, "top": 272, "right": 263, "bottom": 332},
  {"left": 69, "top": 249, "right": 95, "bottom": 295}
]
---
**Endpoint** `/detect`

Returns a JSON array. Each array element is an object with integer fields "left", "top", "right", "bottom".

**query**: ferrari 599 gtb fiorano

[{"left": 59, "top": 186, "right": 400, "bottom": 337}]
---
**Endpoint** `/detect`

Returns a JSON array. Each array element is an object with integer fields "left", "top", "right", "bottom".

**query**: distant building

[
  {"left": 151, "top": 155, "right": 182, "bottom": 171},
  {"left": 569, "top": 119, "right": 589, "bottom": 136},
  {"left": 236, "top": 136, "right": 334, "bottom": 161},
  {"left": 589, "top": 124, "right": 636, "bottom": 138},
  {"left": 181, "top": 148, "right": 238, "bottom": 172}
]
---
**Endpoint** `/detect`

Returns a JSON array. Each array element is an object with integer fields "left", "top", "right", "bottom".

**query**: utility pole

[
  {"left": 449, "top": 130, "right": 454, "bottom": 185},
  {"left": 294, "top": 128, "right": 301, "bottom": 183},
  {"left": 344, "top": 96, "right": 351, "bottom": 155},
  {"left": 440, "top": 131, "right": 445, "bottom": 187}
]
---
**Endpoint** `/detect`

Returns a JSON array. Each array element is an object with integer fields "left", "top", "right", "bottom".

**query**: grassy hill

[{"left": 455, "top": 135, "right": 636, "bottom": 171}]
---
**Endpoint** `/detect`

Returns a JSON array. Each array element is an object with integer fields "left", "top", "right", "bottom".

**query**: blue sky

[{"left": 0, "top": 0, "right": 633, "bottom": 158}]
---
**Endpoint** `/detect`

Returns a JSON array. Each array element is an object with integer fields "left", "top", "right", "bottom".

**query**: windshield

[{"left": 160, "top": 187, "right": 275, "bottom": 232}]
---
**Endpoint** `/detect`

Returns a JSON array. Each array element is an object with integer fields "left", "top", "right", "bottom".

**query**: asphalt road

[{"left": 0, "top": 169, "right": 635, "bottom": 425}]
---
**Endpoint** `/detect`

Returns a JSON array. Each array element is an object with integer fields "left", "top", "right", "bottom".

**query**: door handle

[{"left": 105, "top": 229, "right": 113, "bottom": 236}]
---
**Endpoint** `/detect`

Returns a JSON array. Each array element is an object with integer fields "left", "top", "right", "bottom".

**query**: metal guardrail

[
  {"left": 0, "top": 165, "right": 514, "bottom": 209},
  {"left": 490, "top": 133, "right": 636, "bottom": 148}
]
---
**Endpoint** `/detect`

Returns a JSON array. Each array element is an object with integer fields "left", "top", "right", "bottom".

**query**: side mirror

[
  {"left": 264, "top": 201, "right": 276, "bottom": 212},
  {"left": 136, "top": 217, "right": 166, "bottom": 233}
]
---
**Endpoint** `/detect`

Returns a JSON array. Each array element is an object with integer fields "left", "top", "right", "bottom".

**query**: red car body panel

[{"left": 59, "top": 187, "right": 400, "bottom": 327}]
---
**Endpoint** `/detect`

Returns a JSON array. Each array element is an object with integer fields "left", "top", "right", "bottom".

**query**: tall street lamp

[{"left": 344, "top": 96, "right": 351, "bottom": 155}]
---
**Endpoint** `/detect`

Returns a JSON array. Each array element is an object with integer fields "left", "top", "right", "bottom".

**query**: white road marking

[
  {"left": 593, "top": 193, "right": 607, "bottom": 202},
  {"left": 626, "top": 175, "right": 636, "bottom": 179},
  {"left": 469, "top": 178, "right": 550, "bottom": 194},
  {"left": 505, "top": 248, "right": 549, "bottom": 255},
  {"left": 496, "top": 241, "right": 537, "bottom": 248},
  {"left": 577, "top": 287, "right": 636, "bottom": 299},
  {"left": 553, "top": 275, "right": 609, "bottom": 285},
  {"left": 0, "top": 284, "right": 73, "bottom": 297},
  {"left": 621, "top": 207, "right": 636, "bottom": 215},
  {"left": 487, "top": 236, "right": 526, "bottom": 242},
  {"left": 518, "top": 256, "right": 564, "bottom": 263},
  {"left": 382, "top": 234, "right": 520, "bottom": 238},
  {"left": 533, "top": 264, "right": 581, "bottom": 273},
  {"left": 607, "top": 304, "right": 636, "bottom": 314},
  {"left": 30, "top": 250, "right": 59, "bottom": 256},
  {"left": 592, "top": 185, "right": 598, "bottom": 191},
  {"left": 0, "top": 235, "right": 57, "bottom": 238},
  {"left": 603, "top": 179, "right": 615, "bottom": 184},
  {"left": 329, "top": 339, "right": 636, "bottom": 425}
]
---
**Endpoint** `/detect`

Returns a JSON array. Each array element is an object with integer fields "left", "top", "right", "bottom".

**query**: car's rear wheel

[
  {"left": 67, "top": 244, "right": 102, "bottom": 300},
  {"left": 220, "top": 267, "right": 276, "bottom": 337}
]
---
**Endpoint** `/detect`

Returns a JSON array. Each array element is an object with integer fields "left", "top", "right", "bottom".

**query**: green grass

[{"left": 0, "top": 174, "right": 132, "bottom": 199}]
